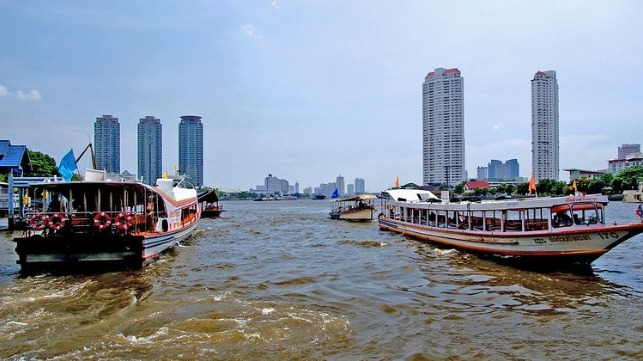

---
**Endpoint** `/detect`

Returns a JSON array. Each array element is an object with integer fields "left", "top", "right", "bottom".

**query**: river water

[{"left": 1, "top": 200, "right": 642, "bottom": 360}]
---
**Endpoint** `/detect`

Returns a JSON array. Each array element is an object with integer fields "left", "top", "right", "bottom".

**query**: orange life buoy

[
  {"left": 49, "top": 213, "right": 66, "bottom": 231},
  {"left": 29, "top": 213, "right": 49, "bottom": 231},
  {"left": 114, "top": 212, "right": 134, "bottom": 230},
  {"left": 93, "top": 212, "right": 112, "bottom": 229}
]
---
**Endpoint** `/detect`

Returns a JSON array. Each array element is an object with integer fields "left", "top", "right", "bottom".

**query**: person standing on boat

[{"left": 47, "top": 194, "right": 61, "bottom": 213}]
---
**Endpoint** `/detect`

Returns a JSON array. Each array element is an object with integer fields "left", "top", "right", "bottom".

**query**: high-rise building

[
  {"left": 354, "top": 177, "right": 365, "bottom": 194},
  {"left": 531, "top": 70, "right": 559, "bottom": 182},
  {"left": 336, "top": 175, "right": 345, "bottom": 196},
  {"left": 94, "top": 115, "right": 120, "bottom": 173},
  {"left": 137, "top": 116, "right": 162, "bottom": 185},
  {"left": 178, "top": 115, "right": 203, "bottom": 186},
  {"left": 618, "top": 144, "right": 640, "bottom": 159},
  {"left": 422, "top": 68, "right": 465, "bottom": 186}
]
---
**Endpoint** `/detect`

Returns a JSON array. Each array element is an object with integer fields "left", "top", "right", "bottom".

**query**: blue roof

[{"left": 0, "top": 140, "right": 27, "bottom": 168}]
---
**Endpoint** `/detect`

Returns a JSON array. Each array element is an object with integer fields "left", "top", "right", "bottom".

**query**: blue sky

[{"left": 1, "top": 0, "right": 642, "bottom": 192}]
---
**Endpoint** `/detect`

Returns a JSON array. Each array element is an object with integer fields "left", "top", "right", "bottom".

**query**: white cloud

[
  {"left": 241, "top": 24, "right": 261, "bottom": 38},
  {"left": 16, "top": 89, "right": 42, "bottom": 101},
  {"left": 0, "top": 84, "right": 9, "bottom": 97},
  {"left": 492, "top": 123, "right": 504, "bottom": 130},
  {"left": 270, "top": 1, "right": 279, "bottom": 10}
]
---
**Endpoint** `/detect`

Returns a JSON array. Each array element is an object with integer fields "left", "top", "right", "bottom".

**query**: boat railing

[{"left": 23, "top": 210, "right": 152, "bottom": 236}]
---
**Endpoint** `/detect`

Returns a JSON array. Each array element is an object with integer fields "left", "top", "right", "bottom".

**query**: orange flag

[
  {"left": 395, "top": 177, "right": 400, "bottom": 188},
  {"left": 528, "top": 173, "right": 536, "bottom": 194}
]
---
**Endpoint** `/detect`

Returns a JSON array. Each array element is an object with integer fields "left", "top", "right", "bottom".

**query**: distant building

[
  {"left": 336, "top": 175, "right": 345, "bottom": 196},
  {"left": 564, "top": 168, "right": 605, "bottom": 181},
  {"left": 483, "top": 159, "right": 520, "bottom": 181},
  {"left": 178, "top": 115, "right": 203, "bottom": 186},
  {"left": 422, "top": 67, "right": 465, "bottom": 185},
  {"left": 255, "top": 174, "right": 290, "bottom": 195},
  {"left": 476, "top": 166, "right": 488, "bottom": 180},
  {"left": 465, "top": 180, "right": 490, "bottom": 191},
  {"left": 314, "top": 182, "right": 337, "bottom": 198},
  {"left": 347, "top": 184, "right": 355, "bottom": 195},
  {"left": 354, "top": 177, "right": 365, "bottom": 194},
  {"left": 618, "top": 144, "right": 640, "bottom": 159},
  {"left": 608, "top": 152, "right": 643, "bottom": 174},
  {"left": 137, "top": 116, "right": 162, "bottom": 185},
  {"left": 531, "top": 70, "right": 559, "bottom": 182},
  {"left": 94, "top": 115, "right": 120, "bottom": 173}
]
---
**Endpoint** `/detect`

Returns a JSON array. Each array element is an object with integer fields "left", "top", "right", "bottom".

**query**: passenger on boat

[
  {"left": 553, "top": 212, "right": 573, "bottom": 227},
  {"left": 47, "top": 195, "right": 61, "bottom": 212}
]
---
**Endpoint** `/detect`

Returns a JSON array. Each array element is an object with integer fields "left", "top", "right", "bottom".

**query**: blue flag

[
  {"left": 331, "top": 188, "right": 339, "bottom": 198},
  {"left": 58, "top": 149, "right": 77, "bottom": 182}
]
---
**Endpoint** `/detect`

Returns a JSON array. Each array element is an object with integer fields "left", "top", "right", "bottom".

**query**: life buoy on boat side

[
  {"left": 29, "top": 213, "right": 49, "bottom": 230},
  {"left": 49, "top": 213, "right": 66, "bottom": 231},
  {"left": 114, "top": 212, "right": 134, "bottom": 230},
  {"left": 93, "top": 212, "right": 112, "bottom": 229}
]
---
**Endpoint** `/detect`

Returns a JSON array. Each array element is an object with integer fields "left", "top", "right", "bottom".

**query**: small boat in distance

[
  {"left": 198, "top": 189, "right": 224, "bottom": 218},
  {"left": 13, "top": 170, "right": 200, "bottom": 272},
  {"left": 378, "top": 188, "right": 643, "bottom": 268},
  {"left": 330, "top": 194, "right": 377, "bottom": 221}
]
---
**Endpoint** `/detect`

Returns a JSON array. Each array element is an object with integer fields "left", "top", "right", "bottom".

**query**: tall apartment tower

[
  {"left": 354, "top": 177, "right": 365, "bottom": 195},
  {"left": 94, "top": 114, "right": 120, "bottom": 174},
  {"left": 336, "top": 175, "right": 346, "bottom": 196},
  {"left": 422, "top": 68, "right": 465, "bottom": 186},
  {"left": 137, "top": 116, "right": 163, "bottom": 185},
  {"left": 531, "top": 70, "right": 559, "bottom": 182},
  {"left": 178, "top": 115, "right": 203, "bottom": 186}
]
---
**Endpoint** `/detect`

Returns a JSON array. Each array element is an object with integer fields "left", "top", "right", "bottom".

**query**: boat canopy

[
  {"left": 383, "top": 189, "right": 439, "bottom": 202},
  {"left": 332, "top": 194, "right": 377, "bottom": 202}
]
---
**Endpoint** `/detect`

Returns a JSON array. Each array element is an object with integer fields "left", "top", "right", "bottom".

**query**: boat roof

[
  {"left": 332, "top": 194, "right": 377, "bottom": 202},
  {"left": 383, "top": 188, "right": 440, "bottom": 202}
]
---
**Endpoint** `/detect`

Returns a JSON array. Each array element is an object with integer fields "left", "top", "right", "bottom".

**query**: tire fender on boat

[
  {"left": 29, "top": 213, "right": 49, "bottom": 231},
  {"left": 49, "top": 213, "right": 66, "bottom": 231},
  {"left": 94, "top": 212, "right": 112, "bottom": 229},
  {"left": 114, "top": 212, "right": 134, "bottom": 230}
]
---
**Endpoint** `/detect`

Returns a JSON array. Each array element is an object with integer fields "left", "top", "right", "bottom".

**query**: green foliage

[{"left": 26, "top": 150, "right": 58, "bottom": 177}]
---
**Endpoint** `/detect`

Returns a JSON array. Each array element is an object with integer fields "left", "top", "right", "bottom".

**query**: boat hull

[
  {"left": 331, "top": 207, "right": 374, "bottom": 221},
  {"left": 378, "top": 216, "right": 643, "bottom": 265},
  {"left": 14, "top": 220, "right": 198, "bottom": 271}
]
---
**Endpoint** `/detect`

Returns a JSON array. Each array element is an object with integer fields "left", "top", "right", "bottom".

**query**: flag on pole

[
  {"left": 528, "top": 173, "right": 536, "bottom": 195},
  {"left": 636, "top": 204, "right": 643, "bottom": 220},
  {"left": 572, "top": 179, "right": 577, "bottom": 192},
  {"left": 395, "top": 177, "right": 400, "bottom": 188},
  {"left": 331, "top": 188, "right": 339, "bottom": 198},
  {"left": 58, "top": 149, "right": 78, "bottom": 183}
]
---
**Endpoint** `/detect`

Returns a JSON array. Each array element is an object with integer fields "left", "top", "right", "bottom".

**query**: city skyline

[{"left": 2, "top": 2, "right": 642, "bottom": 192}]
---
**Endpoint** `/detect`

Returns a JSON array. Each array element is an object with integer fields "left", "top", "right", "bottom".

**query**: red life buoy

[
  {"left": 114, "top": 212, "right": 134, "bottom": 230},
  {"left": 29, "top": 213, "right": 49, "bottom": 231},
  {"left": 49, "top": 213, "right": 66, "bottom": 231},
  {"left": 93, "top": 212, "right": 112, "bottom": 229}
]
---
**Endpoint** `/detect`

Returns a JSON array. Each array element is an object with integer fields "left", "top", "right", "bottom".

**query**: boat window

[
  {"left": 505, "top": 210, "right": 523, "bottom": 232},
  {"left": 524, "top": 208, "right": 550, "bottom": 231},
  {"left": 552, "top": 205, "right": 573, "bottom": 228},
  {"left": 571, "top": 203, "right": 604, "bottom": 225}
]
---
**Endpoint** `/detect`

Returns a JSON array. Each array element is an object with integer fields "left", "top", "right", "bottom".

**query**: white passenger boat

[
  {"left": 13, "top": 175, "right": 200, "bottom": 272},
  {"left": 378, "top": 189, "right": 643, "bottom": 266},
  {"left": 330, "top": 194, "right": 377, "bottom": 221}
]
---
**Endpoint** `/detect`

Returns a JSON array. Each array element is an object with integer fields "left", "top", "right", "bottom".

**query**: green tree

[
  {"left": 454, "top": 181, "right": 465, "bottom": 195},
  {"left": 616, "top": 165, "right": 643, "bottom": 190},
  {"left": 25, "top": 150, "right": 58, "bottom": 177}
]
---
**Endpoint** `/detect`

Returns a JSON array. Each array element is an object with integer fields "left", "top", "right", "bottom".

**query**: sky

[{"left": 1, "top": 0, "right": 642, "bottom": 193}]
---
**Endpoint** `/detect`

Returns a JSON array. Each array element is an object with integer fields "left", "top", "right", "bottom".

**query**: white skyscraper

[
  {"left": 531, "top": 70, "right": 559, "bottom": 182},
  {"left": 422, "top": 68, "right": 465, "bottom": 186}
]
